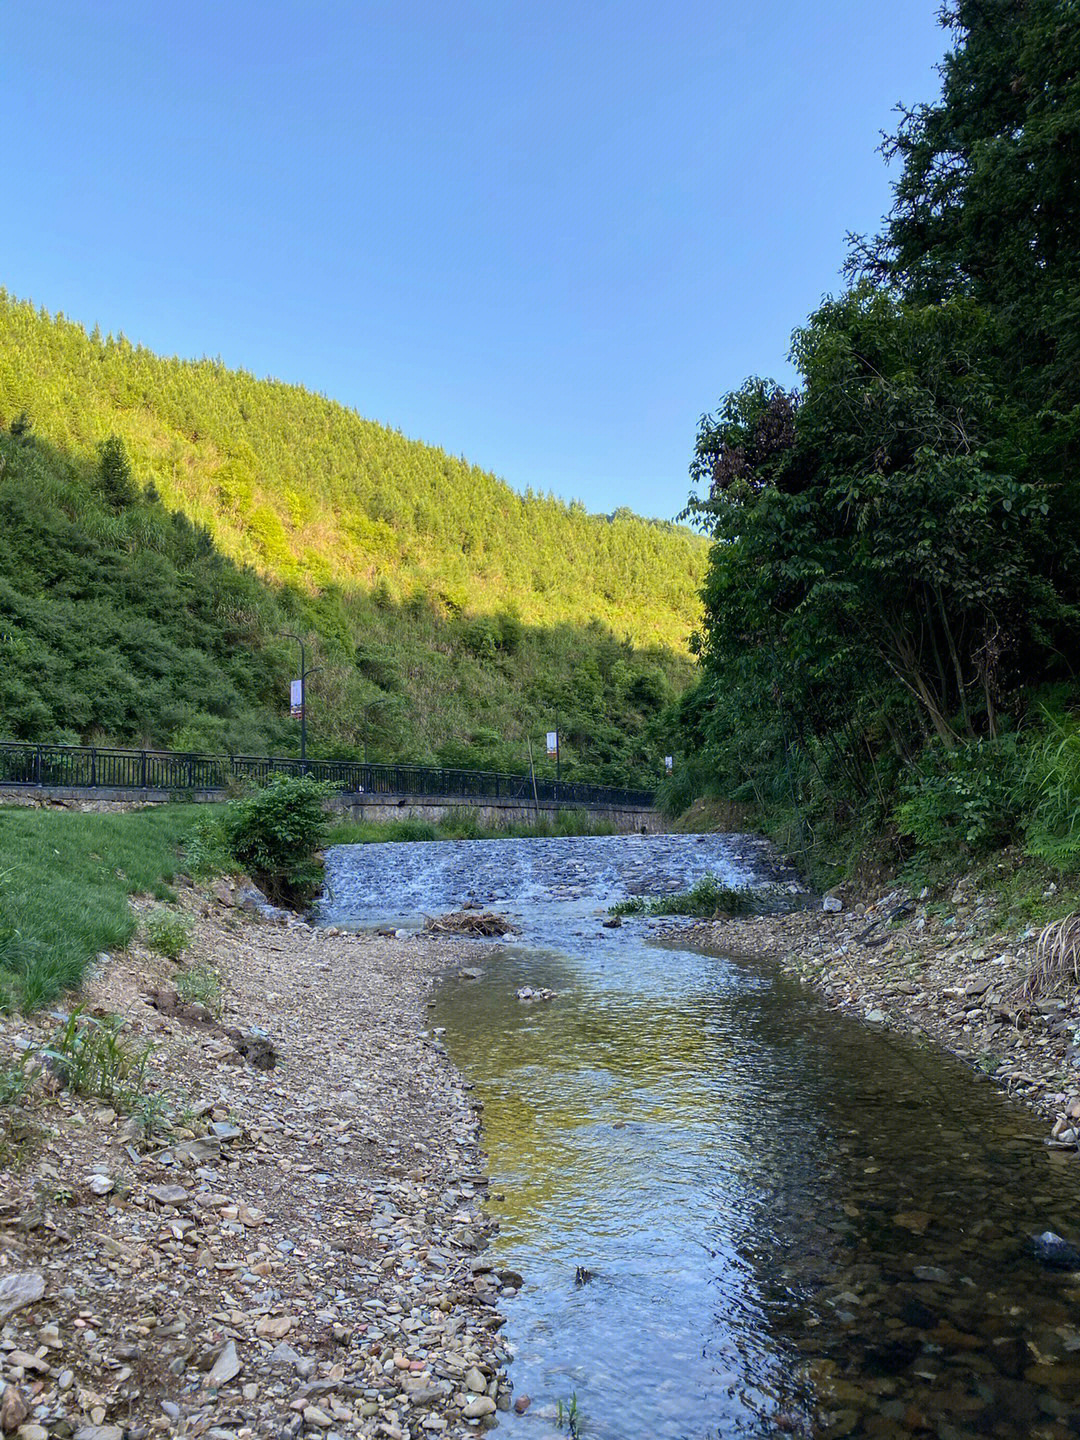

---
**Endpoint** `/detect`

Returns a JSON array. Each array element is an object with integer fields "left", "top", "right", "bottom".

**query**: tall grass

[
  {"left": 0, "top": 804, "right": 206, "bottom": 1010},
  {"left": 1022, "top": 713, "right": 1080, "bottom": 872}
]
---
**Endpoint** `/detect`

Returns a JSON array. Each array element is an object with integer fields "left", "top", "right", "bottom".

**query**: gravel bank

[
  {"left": 0, "top": 883, "right": 515, "bottom": 1439},
  {"left": 675, "top": 871, "right": 1080, "bottom": 1146}
]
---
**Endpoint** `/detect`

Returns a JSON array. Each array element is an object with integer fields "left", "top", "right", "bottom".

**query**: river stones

[{"left": 1029, "top": 1231, "right": 1080, "bottom": 1269}]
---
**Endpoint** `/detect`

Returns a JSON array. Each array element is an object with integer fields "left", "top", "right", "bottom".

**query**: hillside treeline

[
  {"left": 0, "top": 294, "right": 704, "bottom": 653},
  {"left": 670, "top": 0, "right": 1080, "bottom": 879},
  {"left": 0, "top": 424, "right": 686, "bottom": 787}
]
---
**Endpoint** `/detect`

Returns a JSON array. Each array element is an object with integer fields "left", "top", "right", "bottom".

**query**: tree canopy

[{"left": 674, "top": 0, "right": 1080, "bottom": 877}]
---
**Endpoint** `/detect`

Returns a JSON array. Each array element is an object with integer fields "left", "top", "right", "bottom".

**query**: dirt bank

[
  {"left": 675, "top": 873, "right": 1080, "bottom": 1147},
  {"left": 0, "top": 884, "right": 516, "bottom": 1439}
]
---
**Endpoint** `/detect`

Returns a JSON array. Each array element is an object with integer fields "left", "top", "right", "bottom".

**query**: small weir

[{"left": 321, "top": 834, "right": 1080, "bottom": 1440}]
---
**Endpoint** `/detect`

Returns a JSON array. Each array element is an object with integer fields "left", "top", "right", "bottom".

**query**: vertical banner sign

[
  {"left": 664, "top": 755, "right": 674, "bottom": 774},
  {"left": 290, "top": 679, "right": 303, "bottom": 719},
  {"left": 546, "top": 730, "right": 558, "bottom": 759}
]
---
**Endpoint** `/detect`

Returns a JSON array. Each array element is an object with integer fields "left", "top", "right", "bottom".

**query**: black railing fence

[{"left": 0, "top": 741, "right": 654, "bottom": 809}]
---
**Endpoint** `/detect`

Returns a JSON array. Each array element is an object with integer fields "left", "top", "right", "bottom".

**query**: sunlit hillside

[
  {"left": 0, "top": 293, "right": 704, "bottom": 652},
  {"left": 0, "top": 293, "right": 703, "bottom": 785}
]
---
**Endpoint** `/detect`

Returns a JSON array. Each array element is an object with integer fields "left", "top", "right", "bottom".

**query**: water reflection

[
  {"left": 324, "top": 836, "right": 1080, "bottom": 1438},
  {"left": 435, "top": 946, "right": 1080, "bottom": 1439}
]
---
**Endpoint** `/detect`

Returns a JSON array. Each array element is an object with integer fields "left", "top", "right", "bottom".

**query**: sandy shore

[
  {"left": 0, "top": 883, "right": 517, "bottom": 1439},
  {"left": 674, "top": 872, "right": 1080, "bottom": 1146}
]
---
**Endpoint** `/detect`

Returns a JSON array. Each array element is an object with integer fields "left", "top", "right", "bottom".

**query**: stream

[{"left": 320, "top": 833, "right": 1080, "bottom": 1440}]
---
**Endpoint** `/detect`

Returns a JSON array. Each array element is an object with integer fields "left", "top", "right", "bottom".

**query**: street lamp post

[{"left": 281, "top": 632, "right": 316, "bottom": 771}]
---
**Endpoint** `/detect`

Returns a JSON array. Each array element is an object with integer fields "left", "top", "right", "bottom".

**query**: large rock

[
  {"left": 0, "top": 1273, "right": 44, "bottom": 1322},
  {"left": 1030, "top": 1230, "right": 1080, "bottom": 1270},
  {"left": 207, "top": 1340, "right": 241, "bottom": 1386},
  {"left": 0, "top": 1384, "right": 29, "bottom": 1433}
]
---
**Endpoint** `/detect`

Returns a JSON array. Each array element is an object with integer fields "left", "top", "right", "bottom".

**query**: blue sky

[{"left": 4, "top": 1, "right": 946, "bottom": 520}]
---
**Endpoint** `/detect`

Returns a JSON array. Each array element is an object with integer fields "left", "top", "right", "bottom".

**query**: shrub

[
  {"left": 144, "top": 908, "right": 192, "bottom": 960},
  {"left": 893, "top": 738, "right": 1022, "bottom": 879},
  {"left": 222, "top": 774, "right": 335, "bottom": 905},
  {"left": 184, "top": 812, "right": 234, "bottom": 879}
]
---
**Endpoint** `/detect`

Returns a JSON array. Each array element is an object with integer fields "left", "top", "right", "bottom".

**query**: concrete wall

[
  {"left": 0, "top": 785, "right": 659, "bottom": 832},
  {"left": 332, "top": 794, "right": 660, "bottom": 833}
]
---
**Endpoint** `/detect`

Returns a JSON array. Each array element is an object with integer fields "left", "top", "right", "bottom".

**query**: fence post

[{"left": 34, "top": 745, "right": 42, "bottom": 786}]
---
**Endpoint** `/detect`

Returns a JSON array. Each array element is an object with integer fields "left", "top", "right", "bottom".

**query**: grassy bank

[{"left": 0, "top": 804, "right": 205, "bottom": 1011}]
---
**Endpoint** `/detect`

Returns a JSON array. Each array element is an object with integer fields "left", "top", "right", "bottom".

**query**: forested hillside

[
  {"left": 0, "top": 294, "right": 704, "bottom": 650},
  {"left": 670, "top": 0, "right": 1080, "bottom": 880},
  {"left": 0, "top": 304, "right": 702, "bottom": 786}
]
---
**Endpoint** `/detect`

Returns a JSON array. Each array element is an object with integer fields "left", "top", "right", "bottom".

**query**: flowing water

[{"left": 321, "top": 834, "right": 1080, "bottom": 1440}]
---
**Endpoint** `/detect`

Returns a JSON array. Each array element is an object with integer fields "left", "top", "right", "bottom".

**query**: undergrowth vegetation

[
  {"left": 610, "top": 875, "right": 769, "bottom": 919},
  {"left": 41, "top": 1008, "right": 151, "bottom": 1109},
  {"left": 173, "top": 964, "right": 222, "bottom": 1015},
  {"left": 144, "top": 907, "right": 193, "bottom": 961}
]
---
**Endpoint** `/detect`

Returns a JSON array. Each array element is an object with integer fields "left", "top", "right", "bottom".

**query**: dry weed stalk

[{"left": 1023, "top": 915, "right": 1080, "bottom": 1000}]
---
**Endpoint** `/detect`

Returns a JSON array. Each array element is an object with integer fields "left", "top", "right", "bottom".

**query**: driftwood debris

[{"left": 423, "top": 911, "right": 515, "bottom": 938}]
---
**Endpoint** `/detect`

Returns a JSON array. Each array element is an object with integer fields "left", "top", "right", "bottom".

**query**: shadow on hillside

[{"left": 0, "top": 426, "right": 690, "bottom": 788}]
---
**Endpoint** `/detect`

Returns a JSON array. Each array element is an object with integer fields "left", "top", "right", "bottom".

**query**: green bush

[
  {"left": 144, "top": 908, "right": 192, "bottom": 961},
  {"left": 184, "top": 812, "right": 234, "bottom": 879},
  {"left": 222, "top": 775, "right": 335, "bottom": 905},
  {"left": 894, "top": 738, "right": 1022, "bottom": 879}
]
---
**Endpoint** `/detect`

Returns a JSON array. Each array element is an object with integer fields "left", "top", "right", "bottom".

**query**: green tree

[{"left": 97, "top": 434, "right": 138, "bottom": 509}]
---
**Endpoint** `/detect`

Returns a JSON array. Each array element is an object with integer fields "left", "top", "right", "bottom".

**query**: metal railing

[{"left": 0, "top": 741, "right": 655, "bottom": 809}]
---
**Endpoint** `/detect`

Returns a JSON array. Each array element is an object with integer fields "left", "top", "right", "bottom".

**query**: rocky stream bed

[
  {"left": 0, "top": 881, "right": 516, "bottom": 1440},
  {"left": 3, "top": 837, "right": 1080, "bottom": 1440}
]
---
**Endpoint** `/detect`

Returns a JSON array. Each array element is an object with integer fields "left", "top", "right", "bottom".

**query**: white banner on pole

[
  {"left": 664, "top": 755, "right": 674, "bottom": 773},
  {"left": 546, "top": 730, "right": 558, "bottom": 757},
  {"left": 290, "top": 679, "right": 303, "bottom": 719}
]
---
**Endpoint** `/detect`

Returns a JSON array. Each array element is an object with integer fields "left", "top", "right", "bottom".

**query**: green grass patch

[
  {"left": 173, "top": 964, "right": 222, "bottom": 1015},
  {"left": 40, "top": 1008, "right": 151, "bottom": 1108},
  {"left": 326, "top": 810, "right": 619, "bottom": 846},
  {"left": 0, "top": 803, "right": 208, "bottom": 1010},
  {"left": 609, "top": 873, "right": 798, "bottom": 919}
]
